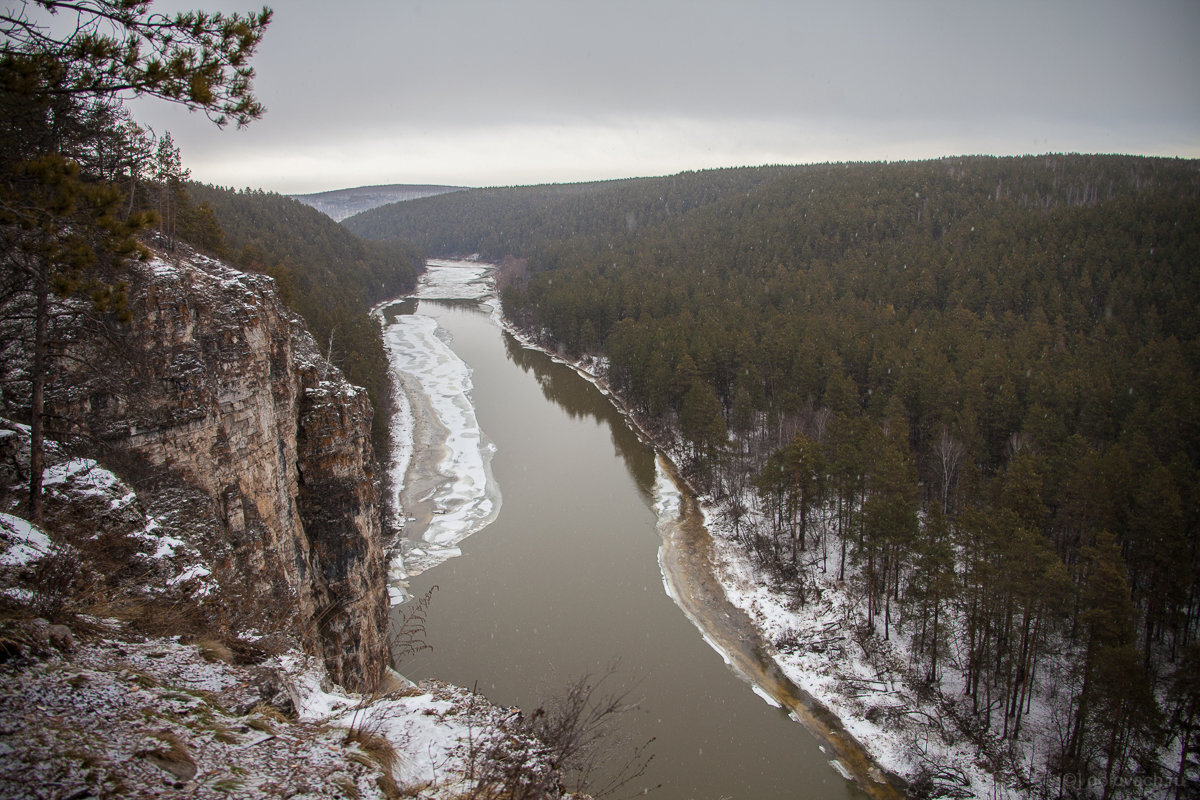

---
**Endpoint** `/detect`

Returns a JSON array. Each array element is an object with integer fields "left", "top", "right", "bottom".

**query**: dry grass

[
  {"left": 334, "top": 776, "right": 362, "bottom": 799},
  {"left": 251, "top": 700, "right": 293, "bottom": 723},
  {"left": 344, "top": 727, "right": 402, "bottom": 799},
  {"left": 345, "top": 728, "right": 398, "bottom": 772},
  {"left": 138, "top": 729, "right": 197, "bottom": 782},
  {"left": 194, "top": 636, "right": 234, "bottom": 663},
  {"left": 245, "top": 702, "right": 289, "bottom": 734},
  {"left": 84, "top": 594, "right": 209, "bottom": 638}
]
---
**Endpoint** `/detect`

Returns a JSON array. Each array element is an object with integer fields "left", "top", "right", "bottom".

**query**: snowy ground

[
  {"left": 374, "top": 260, "right": 502, "bottom": 591},
  {"left": 701, "top": 507, "right": 1013, "bottom": 798},
  {"left": 0, "top": 610, "right": 534, "bottom": 799},
  {"left": 698, "top": 496, "right": 1190, "bottom": 800},
  {"left": 0, "top": 418, "right": 551, "bottom": 798}
]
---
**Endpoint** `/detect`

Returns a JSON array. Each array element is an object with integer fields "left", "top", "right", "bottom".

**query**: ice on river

[
  {"left": 651, "top": 455, "right": 682, "bottom": 521},
  {"left": 416, "top": 259, "right": 496, "bottom": 301},
  {"left": 378, "top": 261, "right": 501, "bottom": 597}
]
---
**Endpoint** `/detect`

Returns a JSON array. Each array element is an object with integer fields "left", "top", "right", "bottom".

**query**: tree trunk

[
  {"left": 929, "top": 590, "right": 940, "bottom": 683},
  {"left": 883, "top": 546, "right": 892, "bottom": 640},
  {"left": 28, "top": 278, "right": 49, "bottom": 527},
  {"left": 1178, "top": 721, "right": 1193, "bottom": 800},
  {"left": 867, "top": 551, "right": 875, "bottom": 632},
  {"left": 838, "top": 493, "right": 847, "bottom": 582}
]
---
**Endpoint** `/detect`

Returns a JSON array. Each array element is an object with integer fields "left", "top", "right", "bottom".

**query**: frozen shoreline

[
  {"left": 374, "top": 261, "right": 501, "bottom": 597},
  {"left": 493, "top": 295, "right": 907, "bottom": 799},
  {"left": 378, "top": 258, "right": 906, "bottom": 798}
]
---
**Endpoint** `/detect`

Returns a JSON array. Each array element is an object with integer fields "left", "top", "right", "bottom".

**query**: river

[{"left": 379, "top": 261, "right": 873, "bottom": 799}]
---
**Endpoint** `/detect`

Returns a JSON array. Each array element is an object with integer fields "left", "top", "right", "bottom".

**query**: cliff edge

[
  {"left": 0, "top": 249, "right": 594, "bottom": 799},
  {"left": 7, "top": 248, "right": 388, "bottom": 691}
]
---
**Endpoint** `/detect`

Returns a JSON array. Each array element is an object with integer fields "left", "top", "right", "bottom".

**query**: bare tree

[{"left": 932, "top": 425, "right": 966, "bottom": 515}]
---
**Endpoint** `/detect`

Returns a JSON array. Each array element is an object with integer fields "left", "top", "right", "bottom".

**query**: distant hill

[{"left": 291, "top": 183, "right": 467, "bottom": 221}]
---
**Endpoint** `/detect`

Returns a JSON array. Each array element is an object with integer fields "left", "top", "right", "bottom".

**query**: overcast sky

[{"left": 128, "top": 0, "right": 1200, "bottom": 194}]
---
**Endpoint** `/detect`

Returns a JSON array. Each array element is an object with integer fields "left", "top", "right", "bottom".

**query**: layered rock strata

[{"left": 46, "top": 251, "right": 387, "bottom": 691}]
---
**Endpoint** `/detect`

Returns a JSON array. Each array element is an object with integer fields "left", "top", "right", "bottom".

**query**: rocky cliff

[{"left": 42, "top": 249, "right": 389, "bottom": 691}]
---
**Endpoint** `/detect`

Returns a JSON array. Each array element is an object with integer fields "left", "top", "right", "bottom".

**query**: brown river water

[{"left": 386, "top": 289, "right": 888, "bottom": 799}]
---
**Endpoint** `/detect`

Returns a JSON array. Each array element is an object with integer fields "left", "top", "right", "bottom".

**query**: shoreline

[
  {"left": 376, "top": 260, "right": 907, "bottom": 798},
  {"left": 375, "top": 292, "right": 501, "bottom": 583},
  {"left": 496, "top": 319, "right": 908, "bottom": 800}
]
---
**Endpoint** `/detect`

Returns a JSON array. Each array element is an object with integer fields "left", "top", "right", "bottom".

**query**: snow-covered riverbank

[
  {"left": 495, "top": 322, "right": 1051, "bottom": 799},
  {"left": 494, "top": 315, "right": 1025, "bottom": 796},
  {"left": 491, "top": 279, "right": 908, "bottom": 799},
  {"left": 377, "top": 259, "right": 911, "bottom": 798}
]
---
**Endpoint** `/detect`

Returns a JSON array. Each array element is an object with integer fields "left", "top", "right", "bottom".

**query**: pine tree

[
  {"left": 0, "top": 1, "right": 271, "bottom": 521},
  {"left": 152, "top": 131, "right": 190, "bottom": 251}
]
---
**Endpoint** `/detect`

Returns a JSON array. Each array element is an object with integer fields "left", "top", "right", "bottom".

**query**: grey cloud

[{"left": 132, "top": 0, "right": 1200, "bottom": 191}]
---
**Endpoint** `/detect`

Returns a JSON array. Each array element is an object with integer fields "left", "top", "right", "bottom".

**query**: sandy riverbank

[{"left": 654, "top": 458, "right": 906, "bottom": 800}]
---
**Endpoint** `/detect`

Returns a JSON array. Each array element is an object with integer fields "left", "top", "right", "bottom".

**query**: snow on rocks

[
  {"left": 284, "top": 654, "right": 529, "bottom": 796},
  {"left": 0, "top": 450, "right": 548, "bottom": 800},
  {"left": 0, "top": 512, "right": 50, "bottom": 567},
  {"left": 0, "top": 420, "right": 216, "bottom": 602}
]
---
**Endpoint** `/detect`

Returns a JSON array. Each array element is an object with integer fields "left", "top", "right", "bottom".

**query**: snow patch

[
  {"left": 651, "top": 455, "right": 682, "bottom": 520},
  {"left": 146, "top": 257, "right": 177, "bottom": 278},
  {"left": 166, "top": 564, "right": 214, "bottom": 597},
  {"left": 752, "top": 683, "right": 782, "bottom": 708},
  {"left": 0, "top": 513, "right": 51, "bottom": 566}
]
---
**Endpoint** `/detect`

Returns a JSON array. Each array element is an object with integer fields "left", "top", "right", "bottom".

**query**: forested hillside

[
  {"left": 351, "top": 155, "right": 1200, "bottom": 797},
  {"left": 182, "top": 184, "right": 423, "bottom": 448},
  {"left": 342, "top": 167, "right": 805, "bottom": 257}
]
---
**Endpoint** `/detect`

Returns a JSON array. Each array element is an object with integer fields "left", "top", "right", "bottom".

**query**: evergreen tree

[{"left": 0, "top": 1, "right": 271, "bottom": 520}]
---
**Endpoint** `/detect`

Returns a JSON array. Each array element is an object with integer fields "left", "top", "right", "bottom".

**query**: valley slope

[{"left": 346, "top": 155, "right": 1200, "bottom": 799}]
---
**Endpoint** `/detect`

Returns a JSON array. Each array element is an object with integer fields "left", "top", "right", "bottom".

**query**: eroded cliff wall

[{"left": 47, "top": 250, "right": 388, "bottom": 690}]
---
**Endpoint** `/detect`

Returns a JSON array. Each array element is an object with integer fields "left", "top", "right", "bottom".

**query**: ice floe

[
  {"left": 416, "top": 259, "right": 496, "bottom": 301},
  {"left": 378, "top": 261, "right": 501, "bottom": 591}
]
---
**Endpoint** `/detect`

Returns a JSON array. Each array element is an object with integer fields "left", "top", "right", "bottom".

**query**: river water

[{"left": 380, "top": 261, "right": 869, "bottom": 799}]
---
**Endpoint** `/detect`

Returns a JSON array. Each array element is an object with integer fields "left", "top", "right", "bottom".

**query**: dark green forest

[
  {"left": 181, "top": 183, "right": 423, "bottom": 449},
  {"left": 350, "top": 155, "right": 1200, "bottom": 797}
]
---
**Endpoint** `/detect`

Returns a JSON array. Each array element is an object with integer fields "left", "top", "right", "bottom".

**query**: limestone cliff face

[{"left": 49, "top": 251, "right": 388, "bottom": 691}]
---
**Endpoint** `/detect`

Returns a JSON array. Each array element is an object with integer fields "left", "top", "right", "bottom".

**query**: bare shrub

[
  {"left": 30, "top": 543, "right": 82, "bottom": 620},
  {"left": 467, "top": 666, "right": 657, "bottom": 799}
]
